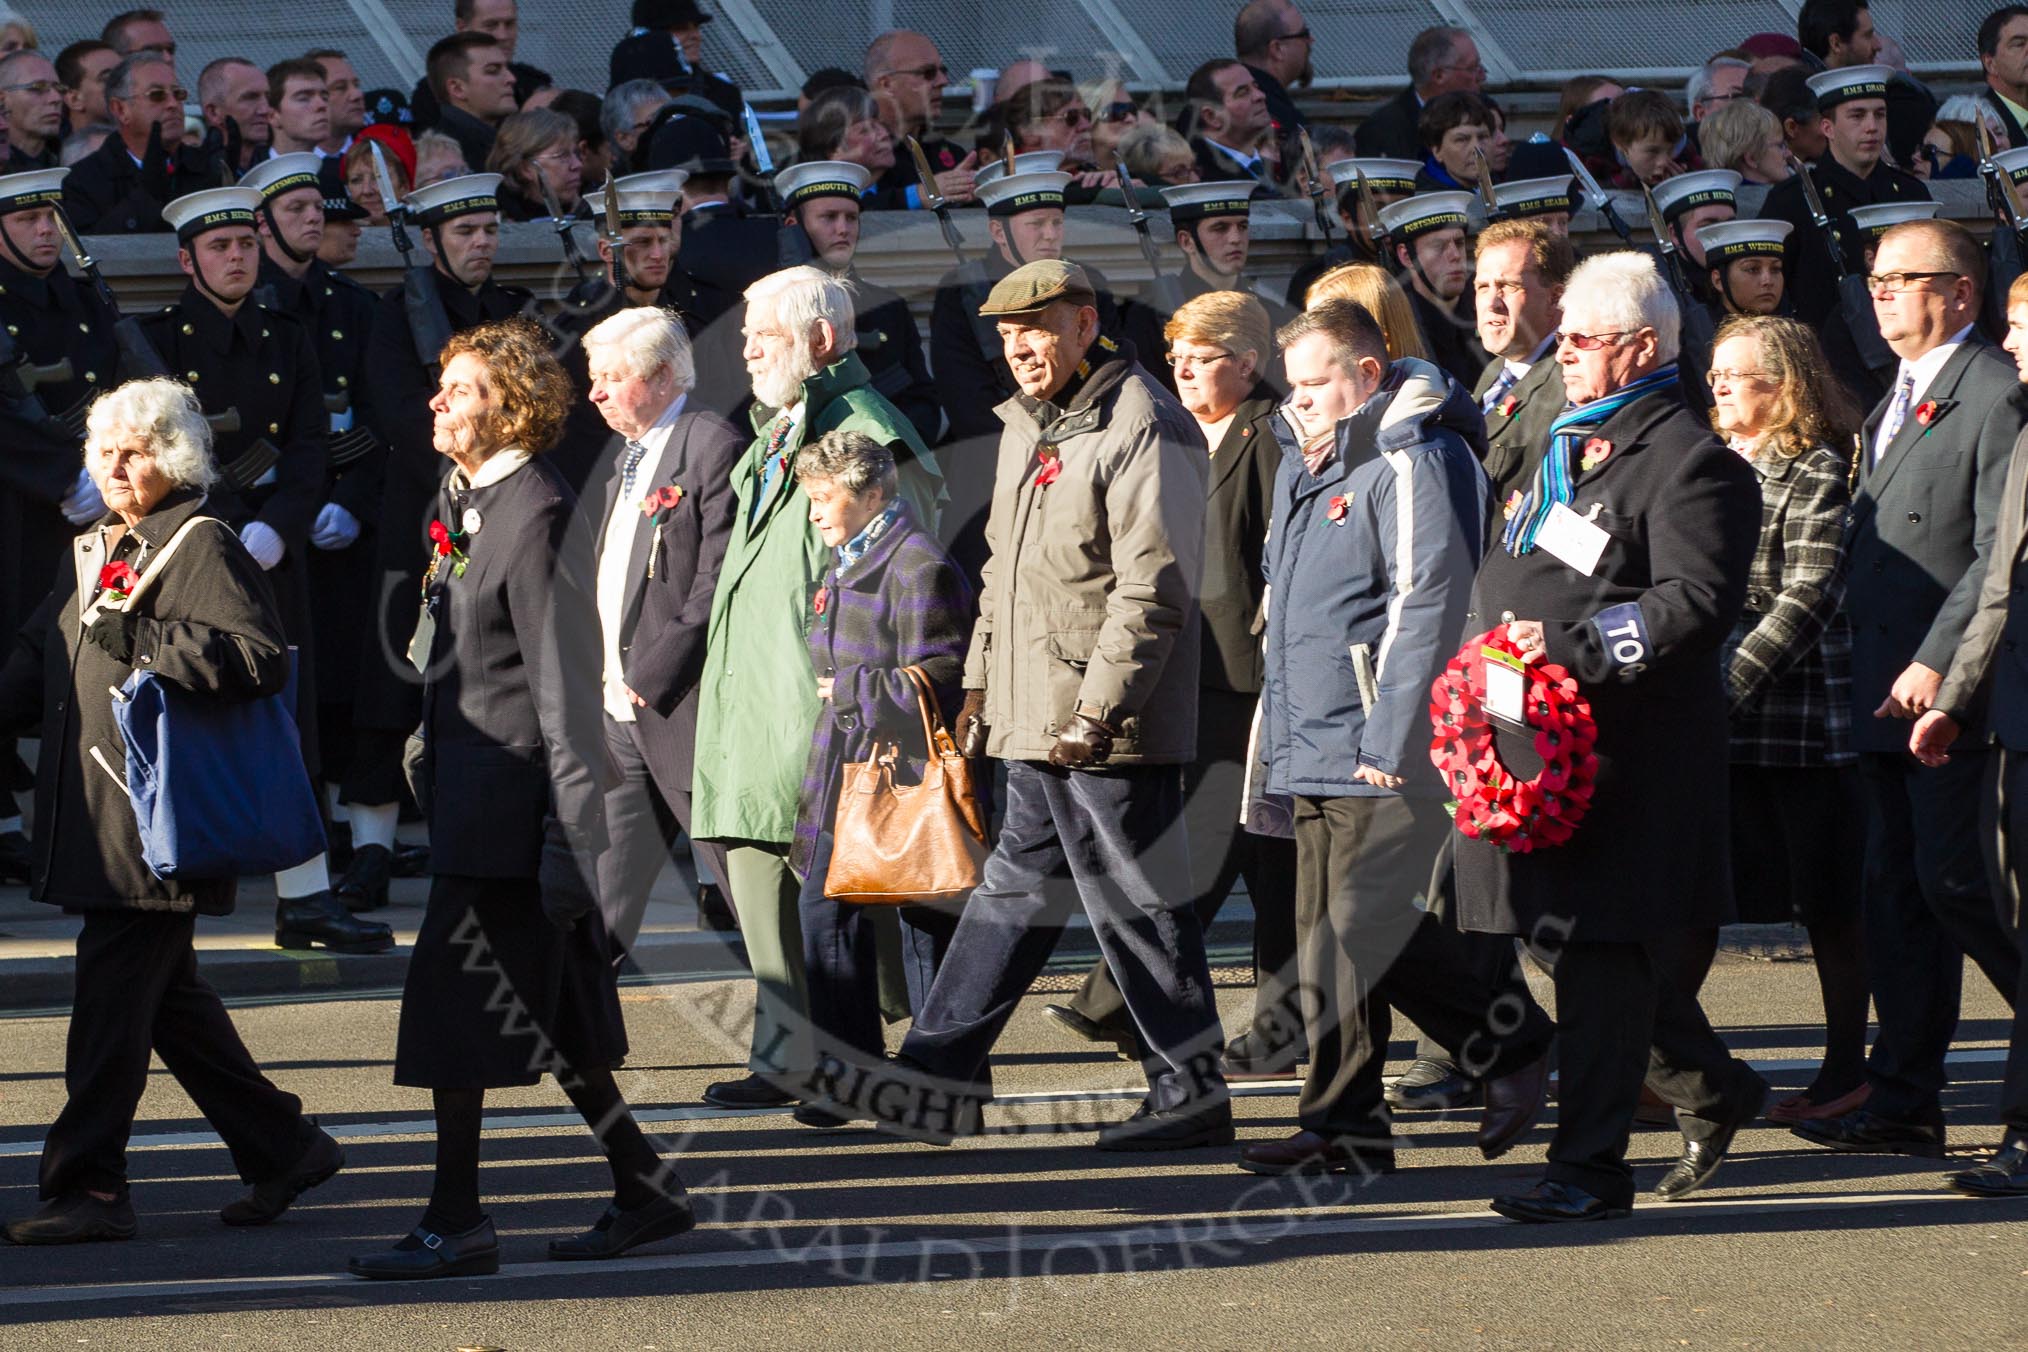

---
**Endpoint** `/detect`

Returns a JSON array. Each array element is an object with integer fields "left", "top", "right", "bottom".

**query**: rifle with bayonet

[
  {"left": 1639, "top": 180, "right": 1716, "bottom": 407},
  {"left": 1563, "top": 147, "right": 1633, "bottom": 243},
  {"left": 1789, "top": 149, "right": 1897, "bottom": 373},
  {"left": 598, "top": 168, "right": 632, "bottom": 296},
  {"left": 1297, "top": 128, "right": 1336, "bottom": 249},
  {"left": 907, "top": 134, "right": 966, "bottom": 264},
  {"left": 53, "top": 204, "right": 168, "bottom": 387},
  {"left": 1346, "top": 168, "right": 1390, "bottom": 265},
  {"left": 371, "top": 141, "right": 455, "bottom": 372},
  {"left": 532, "top": 161, "right": 591, "bottom": 283},
  {"left": 1978, "top": 122, "right": 2027, "bottom": 336},
  {"left": 1116, "top": 164, "right": 1185, "bottom": 313},
  {"left": 745, "top": 102, "right": 813, "bottom": 269},
  {"left": 1474, "top": 147, "right": 1504, "bottom": 224}
]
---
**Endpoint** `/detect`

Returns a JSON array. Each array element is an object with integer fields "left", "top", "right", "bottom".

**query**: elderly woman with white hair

[
  {"left": 688, "top": 264, "right": 937, "bottom": 1111},
  {"left": 0, "top": 378, "right": 345, "bottom": 1245},
  {"left": 1452, "top": 252, "right": 1771, "bottom": 1223}
]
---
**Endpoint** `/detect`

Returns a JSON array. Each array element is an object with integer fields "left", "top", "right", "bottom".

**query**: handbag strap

[
  {"left": 117, "top": 512, "right": 222, "bottom": 613},
  {"left": 899, "top": 665, "right": 959, "bottom": 760}
]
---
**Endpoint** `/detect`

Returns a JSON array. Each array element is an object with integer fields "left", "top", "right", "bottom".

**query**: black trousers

[
  {"left": 1067, "top": 689, "right": 1299, "bottom": 1055},
  {"left": 1981, "top": 749, "right": 2028, "bottom": 1136},
  {"left": 1546, "top": 938, "right": 1760, "bottom": 1208},
  {"left": 41, "top": 909, "right": 311, "bottom": 1199},
  {"left": 1859, "top": 750, "right": 2021, "bottom": 1119},
  {"left": 598, "top": 714, "right": 730, "bottom": 957},
  {"left": 1291, "top": 795, "right": 1554, "bottom": 1141},
  {"left": 1411, "top": 842, "right": 1535, "bottom": 1070}
]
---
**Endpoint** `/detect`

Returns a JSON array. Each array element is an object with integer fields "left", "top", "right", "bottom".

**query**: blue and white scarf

[
  {"left": 1502, "top": 366, "right": 1680, "bottom": 556},
  {"left": 836, "top": 501, "right": 902, "bottom": 571}
]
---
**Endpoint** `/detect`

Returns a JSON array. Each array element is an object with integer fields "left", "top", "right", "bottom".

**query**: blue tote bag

[{"left": 104, "top": 515, "right": 327, "bottom": 881}]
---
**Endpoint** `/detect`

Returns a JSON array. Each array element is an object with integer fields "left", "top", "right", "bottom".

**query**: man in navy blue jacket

[{"left": 1239, "top": 300, "right": 1553, "bottom": 1178}]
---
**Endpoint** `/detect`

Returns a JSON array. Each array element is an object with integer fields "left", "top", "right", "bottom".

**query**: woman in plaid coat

[
  {"left": 1708, "top": 315, "right": 1868, "bottom": 1124},
  {"left": 788, "top": 430, "right": 974, "bottom": 1128}
]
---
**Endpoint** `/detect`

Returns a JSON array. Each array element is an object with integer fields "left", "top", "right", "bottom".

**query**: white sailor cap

[
  {"left": 239, "top": 152, "right": 325, "bottom": 202},
  {"left": 774, "top": 159, "right": 872, "bottom": 207},
  {"left": 1649, "top": 169, "right": 1741, "bottom": 222},
  {"left": 584, "top": 188, "right": 676, "bottom": 225},
  {"left": 1326, "top": 158, "right": 1420, "bottom": 197},
  {"left": 975, "top": 150, "right": 1064, "bottom": 188},
  {"left": 1807, "top": 64, "right": 1893, "bottom": 110},
  {"left": 977, "top": 169, "right": 1071, "bottom": 216},
  {"left": 162, "top": 186, "right": 261, "bottom": 241},
  {"left": 0, "top": 166, "right": 68, "bottom": 215},
  {"left": 405, "top": 172, "right": 504, "bottom": 225},
  {"left": 1990, "top": 146, "right": 2028, "bottom": 185},
  {"left": 1158, "top": 180, "right": 1257, "bottom": 223},
  {"left": 1848, "top": 201, "right": 1940, "bottom": 238},
  {"left": 1377, "top": 191, "right": 1472, "bottom": 241},
  {"left": 615, "top": 168, "right": 689, "bottom": 196},
  {"left": 1697, "top": 218, "right": 1792, "bottom": 264},
  {"left": 1491, "top": 174, "right": 1574, "bottom": 219}
]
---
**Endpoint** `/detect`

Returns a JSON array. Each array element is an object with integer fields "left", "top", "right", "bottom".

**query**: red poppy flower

[
  {"left": 1327, "top": 495, "right": 1350, "bottom": 523},
  {"left": 1034, "top": 455, "right": 1062, "bottom": 487},
  {"left": 98, "top": 560, "right": 137, "bottom": 596},
  {"left": 813, "top": 586, "right": 829, "bottom": 617},
  {"left": 1498, "top": 396, "right": 1518, "bottom": 418},
  {"left": 429, "top": 519, "right": 452, "bottom": 553},
  {"left": 1579, "top": 436, "right": 1613, "bottom": 470},
  {"left": 1915, "top": 400, "right": 1938, "bottom": 427},
  {"left": 658, "top": 484, "right": 684, "bottom": 509}
]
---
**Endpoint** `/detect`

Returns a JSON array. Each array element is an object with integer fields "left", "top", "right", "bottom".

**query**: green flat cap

[{"left": 979, "top": 259, "right": 1098, "bottom": 317}]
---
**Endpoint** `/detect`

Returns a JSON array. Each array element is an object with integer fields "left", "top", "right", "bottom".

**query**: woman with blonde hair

[
  {"left": 1303, "top": 261, "right": 1427, "bottom": 361},
  {"left": 1699, "top": 99, "right": 1790, "bottom": 185},
  {"left": 486, "top": 107, "right": 586, "bottom": 221},
  {"left": 1706, "top": 312, "right": 1868, "bottom": 1124}
]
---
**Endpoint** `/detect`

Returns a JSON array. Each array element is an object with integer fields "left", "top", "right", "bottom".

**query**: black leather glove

[
  {"left": 956, "top": 688, "right": 989, "bottom": 759},
  {"left": 402, "top": 731, "right": 432, "bottom": 821},
  {"left": 538, "top": 831, "right": 598, "bottom": 932},
  {"left": 85, "top": 609, "right": 139, "bottom": 664},
  {"left": 1047, "top": 712, "right": 1117, "bottom": 769},
  {"left": 140, "top": 122, "right": 173, "bottom": 201}
]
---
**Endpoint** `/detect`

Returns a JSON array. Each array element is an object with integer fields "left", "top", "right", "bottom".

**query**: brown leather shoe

[
  {"left": 1237, "top": 1130, "right": 1395, "bottom": 1177},
  {"left": 1478, "top": 1053, "right": 1551, "bottom": 1160}
]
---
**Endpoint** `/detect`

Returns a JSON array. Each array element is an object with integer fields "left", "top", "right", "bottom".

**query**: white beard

[{"left": 751, "top": 351, "right": 819, "bottom": 411}]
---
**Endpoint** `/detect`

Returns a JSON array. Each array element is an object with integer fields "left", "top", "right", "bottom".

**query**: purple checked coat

[{"left": 790, "top": 501, "right": 974, "bottom": 877}]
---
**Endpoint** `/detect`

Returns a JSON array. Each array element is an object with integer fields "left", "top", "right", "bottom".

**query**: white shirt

[
  {"left": 1873, "top": 323, "right": 1975, "bottom": 466},
  {"left": 1202, "top": 137, "right": 1263, "bottom": 176},
  {"left": 1506, "top": 331, "right": 1557, "bottom": 380},
  {"left": 448, "top": 447, "right": 531, "bottom": 492},
  {"left": 598, "top": 395, "right": 686, "bottom": 722}
]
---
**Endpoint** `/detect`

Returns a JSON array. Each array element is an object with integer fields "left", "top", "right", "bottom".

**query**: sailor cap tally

[
  {"left": 1327, "top": 158, "right": 1420, "bottom": 197},
  {"left": 1807, "top": 64, "right": 1893, "bottom": 110},
  {"left": 1697, "top": 218, "right": 1792, "bottom": 264},
  {"left": 975, "top": 150, "right": 1065, "bottom": 189},
  {"left": 977, "top": 169, "right": 1071, "bottom": 217},
  {"left": 774, "top": 159, "right": 873, "bottom": 207},
  {"left": 406, "top": 172, "right": 504, "bottom": 225},
  {"left": 0, "top": 166, "right": 69, "bottom": 215},
  {"left": 1649, "top": 169, "right": 1741, "bottom": 222},
  {"left": 162, "top": 186, "right": 261, "bottom": 242},
  {"left": 240, "top": 152, "right": 326, "bottom": 202},
  {"left": 1491, "top": 174, "right": 1575, "bottom": 219},
  {"left": 1847, "top": 201, "right": 1941, "bottom": 237},
  {"left": 1158, "top": 180, "right": 1256, "bottom": 224},
  {"left": 1377, "top": 191, "right": 1472, "bottom": 240}
]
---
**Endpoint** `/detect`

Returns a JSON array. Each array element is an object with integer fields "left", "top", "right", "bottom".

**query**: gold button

[
  {"left": 268, "top": 372, "right": 279, "bottom": 384},
  {"left": 181, "top": 322, "right": 193, "bottom": 335},
  {"left": 187, "top": 370, "right": 199, "bottom": 380},
  {"left": 84, "top": 371, "right": 96, "bottom": 383},
  {"left": 336, "top": 375, "right": 348, "bottom": 387},
  {"left": 331, "top": 330, "right": 342, "bottom": 340},
  {"left": 79, "top": 322, "right": 89, "bottom": 333},
  {"left": 268, "top": 422, "right": 279, "bottom": 434},
  {"left": 262, "top": 329, "right": 270, "bottom": 338}
]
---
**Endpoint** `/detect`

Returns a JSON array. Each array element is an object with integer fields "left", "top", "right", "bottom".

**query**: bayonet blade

[
  {"left": 52, "top": 207, "right": 92, "bottom": 271},
  {"left": 532, "top": 160, "right": 566, "bottom": 222},
  {"left": 1474, "top": 146, "right": 1500, "bottom": 219},
  {"left": 368, "top": 140, "right": 404, "bottom": 220},
  {"left": 602, "top": 168, "right": 631, "bottom": 293},
  {"left": 905, "top": 136, "right": 945, "bottom": 209},
  {"left": 743, "top": 103, "right": 774, "bottom": 175},
  {"left": 1001, "top": 134, "right": 1016, "bottom": 176},
  {"left": 1562, "top": 146, "right": 1611, "bottom": 216},
  {"left": 1640, "top": 180, "right": 1676, "bottom": 257}
]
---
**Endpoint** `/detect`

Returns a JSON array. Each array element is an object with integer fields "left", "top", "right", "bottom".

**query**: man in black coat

[
  {"left": 1456, "top": 251, "right": 1769, "bottom": 1222},
  {"left": 1378, "top": 191, "right": 1486, "bottom": 390},
  {"left": 1353, "top": 26, "right": 1486, "bottom": 161},
  {"left": 580, "top": 306, "right": 740, "bottom": 959},
  {"left": 1469, "top": 219, "right": 1573, "bottom": 509},
  {"left": 415, "top": 34, "right": 520, "bottom": 172},
  {"left": 1983, "top": 6, "right": 2028, "bottom": 150},
  {"left": 406, "top": 1, "right": 551, "bottom": 132},
  {"left": 653, "top": 114, "right": 775, "bottom": 326},
  {"left": 1181, "top": 60, "right": 1277, "bottom": 188},
  {"left": 62, "top": 52, "right": 214, "bottom": 234},
  {"left": 609, "top": 0, "right": 742, "bottom": 121},
  {"left": 1794, "top": 219, "right": 2028, "bottom": 1160},
  {"left": 1235, "top": 0, "right": 1312, "bottom": 168},
  {"left": 1284, "top": 157, "right": 1418, "bottom": 307},
  {"left": 863, "top": 29, "right": 977, "bottom": 210}
]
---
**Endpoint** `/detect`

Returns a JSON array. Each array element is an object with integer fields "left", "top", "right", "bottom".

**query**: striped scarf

[{"left": 1502, "top": 366, "right": 1680, "bottom": 556}]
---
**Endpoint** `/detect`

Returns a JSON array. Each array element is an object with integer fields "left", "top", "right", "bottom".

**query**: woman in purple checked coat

[{"left": 788, "top": 429, "right": 974, "bottom": 1128}]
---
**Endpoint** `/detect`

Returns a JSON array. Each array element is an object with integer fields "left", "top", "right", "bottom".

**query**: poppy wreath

[{"left": 1427, "top": 624, "right": 1599, "bottom": 853}]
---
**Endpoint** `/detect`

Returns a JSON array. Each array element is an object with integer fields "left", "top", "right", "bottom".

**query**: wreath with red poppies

[{"left": 1427, "top": 625, "right": 1599, "bottom": 852}]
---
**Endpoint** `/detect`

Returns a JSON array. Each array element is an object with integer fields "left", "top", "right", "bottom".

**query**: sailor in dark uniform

[
  {"left": 774, "top": 158, "right": 940, "bottom": 446},
  {"left": 1119, "top": 181, "right": 1296, "bottom": 396},
  {"left": 0, "top": 166, "right": 128, "bottom": 880},
  {"left": 1695, "top": 219, "right": 1795, "bottom": 328},
  {"left": 351, "top": 173, "right": 532, "bottom": 900},
  {"left": 242, "top": 153, "right": 396, "bottom": 910},
  {"left": 1488, "top": 174, "right": 1576, "bottom": 242},
  {"left": 655, "top": 114, "right": 776, "bottom": 325},
  {"left": 1650, "top": 170, "right": 1741, "bottom": 313},
  {"left": 1286, "top": 157, "right": 1419, "bottom": 307},
  {"left": 1761, "top": 65, "right": 1929, "bottom": 330},
  {"left": 1377, "top": 191, "right": 1487, "bottom": 388},
  {"left": 138, "top": 186, "right": 391, "bottom": 955}
]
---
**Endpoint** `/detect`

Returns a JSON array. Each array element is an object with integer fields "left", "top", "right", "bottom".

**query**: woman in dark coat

[
  {"left": 347, "top": 319, "right": 689, "bottom": 1281},
  {"left": 1453, "top": 253, "right": 1768, "bottom": 1222},
  {"left": 0, "top": 379, "right": 344, "bottom": 1245},
  {"left": 787, "top": 430, "right": 971, "bottom": 1128}
]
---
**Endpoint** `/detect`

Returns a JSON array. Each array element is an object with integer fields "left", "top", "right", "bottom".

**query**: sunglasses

[
  {"left": 1100, "top": 101, "right": 1138, "bottom": 123},
  {"left": 1559, "top": 330, "right": 1630, "bottom": 350}
]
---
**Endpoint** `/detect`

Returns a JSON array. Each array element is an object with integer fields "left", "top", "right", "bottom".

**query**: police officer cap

[
  {"left": 0, "top": 166, "right": 68, "bottom": 216},
  {"left": 240, "top": 152, "right": 325, "bottom": 202},
  {"left": 978, "top": 259, "right": 1098, "bottom": 317},
  {"left": 163, "top": 186, "right": 261, "bottom": 242},
  {"left": 776, "top": 159, "right": 872, "bottom": 207},
  {"left": 975, "top": 150, "right": 1065, "bottom": 189},
  {"left": 406, "top": 173, "right": 504, "bottom": 226},
  {"left": 322, "top": 191, "right": 369, "bottom": 222},
  {"left": 1807, "top": 64, "right": 1893, "bottom": 111},
  {"left": 1649, "top": 169, "right": 1740, "bottom": 222}
]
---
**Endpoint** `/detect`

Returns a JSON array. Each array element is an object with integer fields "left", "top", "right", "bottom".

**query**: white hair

[
  {"left": 1562, "top": 251, "right": 1680, "bottom": 365},
  {"left": 1685, "top": 55, "right": 1749, "bottom": 117},
  {"left": 1936, "top": 93, "right": 2005, "bottom": 139},
  {"left": 84, "top": 378, "right": 218, "bottom": 491},
  {"left": 583, "top": 305, "right": 695, "bottom": 390},
  {"left": 745, "top": 265, "right": 858, "bottom": 356}
]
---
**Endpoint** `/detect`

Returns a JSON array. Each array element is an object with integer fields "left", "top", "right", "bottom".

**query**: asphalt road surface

[{"left": 2, "top": 950, "right": 2022, "bottom": 1351}]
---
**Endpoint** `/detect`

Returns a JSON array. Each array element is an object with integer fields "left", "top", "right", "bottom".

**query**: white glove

[
  {"left": 60, "top": 469, "right": 104, "bottom": 526},
  {"left": 239, "top": 520, "right": 285, "bottom": 570},
  {"left": 310, "top": 502, "right": 361, "bottom": 551}
]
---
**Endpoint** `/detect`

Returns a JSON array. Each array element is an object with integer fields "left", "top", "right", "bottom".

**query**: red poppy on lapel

[
  {"left": 1034, "top": 453, "right": 1062, "bottom": 487},
  {"left": 1326, "top": 494, "right": 1350, "bottom": 523},
  {"left": 1498, "top": 395, "right": 1518, "bottom": 418},
  {"left": 1579, "top": 437, "right": 1613, "bottom": 471},
  {"left": 813, "top": 586, "right": 829, "bottom": 617},
  {"left": 1915, "top": 400, "right": 1938, "bottom": 427},
  {"left": 98, "top": 560, "right": 137, "bottom": 600}
]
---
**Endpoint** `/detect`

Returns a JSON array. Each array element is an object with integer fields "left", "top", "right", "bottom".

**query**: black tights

[{"left": 422, "top": 1067, "right": 668, "bottom": 1234}]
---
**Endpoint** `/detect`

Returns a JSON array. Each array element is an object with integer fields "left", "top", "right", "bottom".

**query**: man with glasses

[
  {"left": 100, "top": 9, "right": 177, "bottom": 69},
  {"left": 1, "top": 51, "right": 65, "bottom": 171},
  {"left": 864, "top": 30, "right": 976, "bottom": 208},
  {"left": 1183, "top": 60, "right": 1275, "bottom": 187},
  {"left": 1355, "top": 25, "right": 1487, "bottom": 162},
  {"left": 62, "top": 52, "right": 208, "bottom": 233},
  {"left": 1235, "top": 0, "right": 1313, "bottom": 166},
  {"left": 1793, "top": 219, "right": 2028, "bottom": 1161}
]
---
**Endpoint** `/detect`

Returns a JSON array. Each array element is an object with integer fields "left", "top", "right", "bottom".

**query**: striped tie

[
  {"left": 1482, "top": 365, "right": 1520, "bottom": 416},
  {"left": 619, "top": 440, "right": 648, "bottom": 499},
  {"left": 1875, "top": 373, "right": 1915, "bottom": 465}
]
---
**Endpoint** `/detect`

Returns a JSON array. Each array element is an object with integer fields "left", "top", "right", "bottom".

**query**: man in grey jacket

[{"left": 882, "top": 260, "right": 1232, "bottom": 1150}]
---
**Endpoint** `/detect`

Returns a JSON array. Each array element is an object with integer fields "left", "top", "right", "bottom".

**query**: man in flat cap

[{"left": 866, "top": 259, "right": 1231, "bottom": 1151}]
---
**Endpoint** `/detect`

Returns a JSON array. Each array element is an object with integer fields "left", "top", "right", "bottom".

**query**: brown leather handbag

[{"left": 824, "top": 666, "right": 988, "bottom": 903}]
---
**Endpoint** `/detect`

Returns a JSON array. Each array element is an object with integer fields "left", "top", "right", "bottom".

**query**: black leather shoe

[
  {"left": 4, "top": 1193, "right": 137, "bottom": 1245},
  {"left": 1042, "top": 1003, "right": 1140, "bottom": 1059},
  {"left": 702, "top": 1073, "right": 798, "bottom": 1109},
  {"left": 1385, "top": 1057, "right": 1483, "bottom": 1111},
  {"left": 221, "top": 1125, "right": 344, "bottom": 1225},
  {"left": 0, "top": 827, "right": 32, "bottom": 885},
  {"left": 695, "top": 882, "right": 739, "bottom": 933},
  {"left": 1657, "top": 1075, "right": 1767, "bottom": 1201},
  {"left": 548, "top": 1194, "right": 696, "bottom": 1260},
  {"left": 1096, "top": 1099, "right": 1236, "bottom": 1152},
  {"left": 391, "top": 842, "right": 430, "bottom": 877},
  {"left": 1791, "top": 1107, "right": 1946, "bottom": 1158},
  {"left": 1239, "top": 1129, "right": 1396, "bottom": 1177},
  {"left": 1490, "top": 1180, "right": 1632, "bottom": 1223},
  {"left": 1944, "top": 1138, "right": 2028, "bottom": 1198},
  {"left": 333, "top": 844, "right": 394, "bottom": 913},
  {"left": 348, "top": 1217, "right": 499, "bottom": 1280},
  {"left": 793, "top": 1102, "right": 869, "bottom": 1129},
  {"left": 276, "top": 891, "right": 395, "bottom": 955}
]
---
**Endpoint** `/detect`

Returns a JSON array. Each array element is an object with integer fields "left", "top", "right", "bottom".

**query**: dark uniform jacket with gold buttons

[
  {"left": 256, "top": 256, "right": 384, "bottom": 526},
  {"left": 1760, "top": 154, "right": 1929, "bottom": 330}
]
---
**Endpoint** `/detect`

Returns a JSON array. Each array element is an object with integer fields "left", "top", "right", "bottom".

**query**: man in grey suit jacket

[
  {"left": 1796, "top": 220, "right": 2028, "bottom": 1159},
  {"left": 1910, "top": 271, "right": 2028, "bottom": 1198},
  {"left": 581, "top": 307, "right": 743, "bottom": 959}
]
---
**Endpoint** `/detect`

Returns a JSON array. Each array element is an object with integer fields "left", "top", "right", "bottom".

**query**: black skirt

[{"left": 393, "top": 874, "right": 630, "bottom": 1089}]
